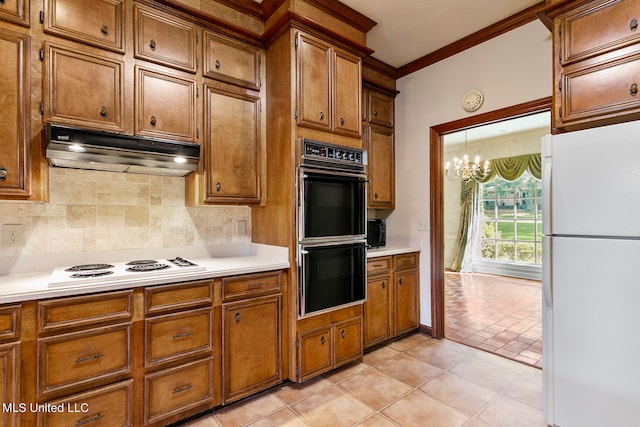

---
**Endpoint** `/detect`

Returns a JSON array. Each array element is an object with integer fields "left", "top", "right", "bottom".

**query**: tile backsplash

[{"left": 0, "top": 168, "right": 251, "bottom": 258}]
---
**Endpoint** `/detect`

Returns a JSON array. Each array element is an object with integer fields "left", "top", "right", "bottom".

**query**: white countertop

[
  {"left": 0, "top": 252, "right": 289, "bottom": 304},
  {"left": 367, "top": 244, "right": 421, "bottom": 258}
]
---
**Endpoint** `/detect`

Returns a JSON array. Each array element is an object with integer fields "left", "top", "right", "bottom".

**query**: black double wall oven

[{"left": 297, "top": 139, "right": 367, "bottom": 318}]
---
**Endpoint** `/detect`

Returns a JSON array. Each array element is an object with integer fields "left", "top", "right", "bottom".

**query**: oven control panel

[{"left": 302, "top": 139, "right": 365, "bottom": 167}]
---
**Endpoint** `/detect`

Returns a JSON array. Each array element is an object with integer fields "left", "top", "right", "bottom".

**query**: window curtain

[{"left": 449, "top": 153, "right": 541, "bottom": 272}]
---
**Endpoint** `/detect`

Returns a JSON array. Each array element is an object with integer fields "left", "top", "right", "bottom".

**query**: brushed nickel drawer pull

[
  {"left": 631, "top": 18, "right": 638, "bottom": 31},
  {"left": 631, "top": 83, "right": 638, "bottom": 96},
  {"left": 74, "top": 353, "right": 104, "bottom": 363},
  {"left": 76, "top": 413, "right": 103, "bottom": 426},
  {"left": 172, "top": 331, "right": 193, "bottom": 339},
  {"left": 172, "top": 384, "right": 193, "bottom": 394},
  {"left": 248, "top": 282, "right": 264, "bottom": 289}
]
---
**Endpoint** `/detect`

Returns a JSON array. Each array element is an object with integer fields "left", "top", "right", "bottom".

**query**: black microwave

[{"left": 367, "top": 219, "right": 386, "bottom": 248}]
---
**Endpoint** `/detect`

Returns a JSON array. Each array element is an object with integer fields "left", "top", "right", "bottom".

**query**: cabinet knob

[
  {"left": 215, "top": 59, "right": 221, "bottom": 70},
  {"left": 340, "top": 116, "right": 345, "bottom": 126},
  {"left": 235, "top": 312, "right": 241, "bottom": 323},
  {"left": 374, "top": 192, "right": 379, "bottom": 199},
  {"left": 150, "top": 115, "right": 157, "bottom": 126},
  {"left": 101, "top": 24, "right": 108, "bottom": 35},
  {"left": 631, "top": 83, "right": 638, "bottom": 96},
  {"left": 100, "top": 106, "right": 108, "bottom": 118},
  {"left": 320, "top": 335, "right": 325, "bottom": 345},
  {"left": 374, "top": 110, "right": 378, "bottom": 117},
  {"left": 341, "top": 329, "right": 346, "bottom": 339},
  {"left": 631, "top": 18, "right": 638, "bottom": 31},
  {"left": 216, "top": 182, "right": 221, "bottom": 192},
  {"left": 149, "top": 39, "right": 156, "bottom": 50},
  {"left": 0, "top": 167, "right": 7, "bottom": 182},
  {"left": 399, "top": 278, "right": 404, "bottom": 285},
  {"left": 319, "top": 111, "right": 324, "bottom": 120},
  {"left": 382, "top": 281, "right": 386, "bottom": 289}
]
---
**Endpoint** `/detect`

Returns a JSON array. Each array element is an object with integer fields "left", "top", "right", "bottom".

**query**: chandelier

[{"left": 444, "top": 131, "right": 490, "bottom": 183}]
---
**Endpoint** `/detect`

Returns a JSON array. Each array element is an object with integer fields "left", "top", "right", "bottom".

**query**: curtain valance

[{"left": 478, "top": 153, "right": 541, "bottom": 182}]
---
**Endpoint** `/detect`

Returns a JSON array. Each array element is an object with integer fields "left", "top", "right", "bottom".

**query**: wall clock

[{"left": 462, "top": 89, "right": 484, "bottom": 112}]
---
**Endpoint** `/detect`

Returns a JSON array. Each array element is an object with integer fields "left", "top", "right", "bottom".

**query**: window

[{"left": 478, "top": 171, "right": 542, "bottom": 264}]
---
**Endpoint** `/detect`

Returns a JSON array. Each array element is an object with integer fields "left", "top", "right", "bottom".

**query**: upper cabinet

[
  {"left": 203, "top": 30, "right": 261, "bottom": 90},
  {"left": 551, "top": 0, "right": 640, "bottom": 131},
  {"left": 296, "top": 32, "right": 362, "bottom": 138},
  {"left": 0, "top": 27, "right": 30, "bottom": 199},
  {"left": 44, "top": 0, "right": 125, "bottom": 53},
  {"left": 133, "top": 3, "right": 198, "bottom": 74},
  {"left": 0, "top": 0, "right": 29, "bottom": 26}
]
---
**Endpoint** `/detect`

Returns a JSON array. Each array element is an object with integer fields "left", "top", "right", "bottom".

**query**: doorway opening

[{"left": 429, "top": 97, "right": 551, "bottom": 367}]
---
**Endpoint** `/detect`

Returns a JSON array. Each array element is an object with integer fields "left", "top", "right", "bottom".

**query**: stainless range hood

[{"left": 45, "top": 124, "right": 200, "bottom": 176}]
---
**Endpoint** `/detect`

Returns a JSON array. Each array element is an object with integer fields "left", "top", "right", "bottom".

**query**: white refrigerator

[{"left": 542, "top": 120, "right": 640, "bottom": 427}]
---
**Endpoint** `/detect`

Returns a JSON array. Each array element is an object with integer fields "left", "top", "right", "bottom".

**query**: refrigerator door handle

[
  {"left": 542, "top": 236, "right": 552, "bottom": 308},
  {"left": 542, "top": 149, "right": 552, "bottom": 236}
]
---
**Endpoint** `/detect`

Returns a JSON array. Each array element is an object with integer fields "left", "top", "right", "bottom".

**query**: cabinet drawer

[
  {"left": 144, "top": 357, "right": 213, "bottom": 425},
  {"left": 334, "top": 317, "right": 362, "bottom": 367},
  {"left": 395, "top": 252, "right": 418, "bottom": 271},
  {"left": 145, "top": 280, "right": 213, "bottom": 315},
  {"left": 145, "top": 308, "right": 212, "bottom": 367},
  {"left": 44, "top": 0, "right": 124, "bottom": 53},
  {"left": 134, "top": 3, "right": 197, "bottom": 73},
  {"left": 560, "top": 0, "right": 640, "bottom": 65},
  {"left": 37, "top": 379, "right": 133, "bottom": 427},
  {"left": 367, "top": 256, "right": 392, "bottom": 276},
  {"left": 560, "top": 52, "right": 640, "bottom": 123},
  {"left": 0, "top": 305, "right": 20, "bottom": 341},
  {"left": 368, "top": 90, "right": 394, "bottom": 127},
  {"left": 203, "top": 30, "right": 261, "bottom": 89},
  {"left": 135, "top": 66, "right": 197, "bottom": 142},
  {"left": 44, "top": 43, "right": 125, "bottom": 132},
  {"left": 38, "top": 290, "right": 133, "bottom": 332},
  {"left": 38, "top": 323, "right": 132, "bottom": 398},
  {"left": 222, "top": 272, "right": 281, "bottom": 301},
  {"left": 0, "top": 0, "right": 29, "bottom": 26}
]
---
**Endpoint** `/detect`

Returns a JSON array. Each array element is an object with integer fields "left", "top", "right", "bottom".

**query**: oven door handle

[{"left": 300, "top": 167, "right": 367, "bottom": 180}]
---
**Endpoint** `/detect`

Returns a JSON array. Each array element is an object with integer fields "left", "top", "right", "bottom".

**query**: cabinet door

[
  {"left": 204, "top": 83, "right": 261, "bottom": 204},
  {"left": 45, "top": 43, "right": 124, "bottom": 132},
  {"left": 296, "top": 32, "right": 331, "bottom": 131},
  {"left": 135, "top": 67, "right": 196, "bottom": 142},
  {"left": 334, "top": 317, "right": 362, "bottom": 367},
  {"left": 134, "top": 3, "right": 197, "bottom": 73},
  {"left": 297, "top": 326, "right": 333, "bottom": 382},
  {"left": 203, "top": 30, "right": 261, "bottom": 90},
  {"left": 395, "top": 269, "right": 419, "bottom": 336},
  {"left": 0, "top": 29, "right": 30, "bottom": 198},
  {"left": 44, "top": 0, "right": 124, "bottom": 53},
  {"left": 366, "top": 125, "right": 395, "bottom": 209},
  {"left": 0, "top": 0, "right": 29, "bottom": 26},
  {"left": 368, "top": 90, "right": 394, "bottom": 128},
  {"left": 223, "top": 295, "right": 281, "bottom": 403},
  {"left": 364, "top": 275, "right": 392, "bottom": 348},
  {"left": 0, "top": 342, "right": 19, "bottom": 427},
  {"left": 333, "top": 48, "right": 361, "bottom": 137}
]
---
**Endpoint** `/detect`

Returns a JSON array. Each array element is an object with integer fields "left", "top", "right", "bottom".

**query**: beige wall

[
  {"left": 0, "top": 168, "right": 250, "bottom": 258},
  {"left": 393, "top": 20, "right": 552, "bottom": 326}
]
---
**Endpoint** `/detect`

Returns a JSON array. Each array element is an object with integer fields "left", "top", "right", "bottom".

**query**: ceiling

[{"left": 340, "top": 0, "right": 543, "bottom": 68}]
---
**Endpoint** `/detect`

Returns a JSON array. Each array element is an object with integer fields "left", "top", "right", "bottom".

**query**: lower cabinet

[
  {"left": 297, "top": 314, "right": 363, "bottom": 382},
  {"left": 364, "top": 252, "right": 420, "bottom": 349},
  {"left": 0, "top": 342, "right": 20, "bottom": 427},
  {"left": 222, "top": 272, "right": 282, "bottom": 403}
]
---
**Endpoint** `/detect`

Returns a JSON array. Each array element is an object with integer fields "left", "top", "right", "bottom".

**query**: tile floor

[
  {"left": 444, "top": 272, "right": 542, "bottom": 368},
  {"left": 178, "top": 334, "right": 545, "bottom": 427}
]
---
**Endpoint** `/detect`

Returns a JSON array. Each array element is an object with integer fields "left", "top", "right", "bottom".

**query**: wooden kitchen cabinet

[
  {"left": 43, "top": 0, "right": 124, "bottom": 53},
  {"left": 43, "top": 42, "right": 125, "bottom": 132},
  {"left": 551, "top": 0, "right": 640, "bottom": 131},
  {"left": 0, "top": 0, "right": 29, "bottom": 26},
  {"left": 135, "top": 66, "right": 197, "bottom": 142},
  {"left": 203, "top": 30, "right": 261, "bottom": 90},
  {"left": 0, "top": 27, "right": 30, "bottom": 199},
  {"left": 134, "top": 2, "right": 198, "bottom": 73},
  {"left": 0, "top": 304, "right": 20, "bottom": 427},
  {"left": 222, "top": 272, "right": 282, "bottom": 403},
  {"left": 364, "top": 252, "right": 420, "bottom": 349},
  {"left": 296, "top": 31, "right": 362, "bottom": 137},
  {"left": 363, "top": 86, "right": 396, "bottom": 209},
  {"left": 296, "top": 313, "right": 363, "bottom": 382},
  {"left": 201, "top": 83, "right": 262, "bottom": 204}
]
